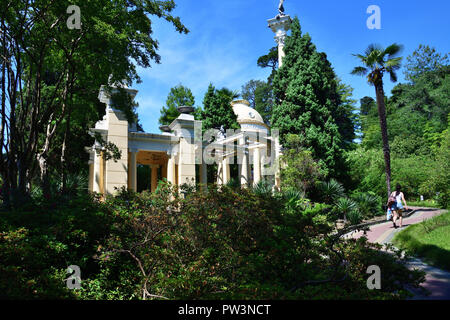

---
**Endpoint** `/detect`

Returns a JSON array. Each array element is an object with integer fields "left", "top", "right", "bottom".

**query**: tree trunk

[
  {"left": 61, "top": 113, "right": 71, "bottom": 192},
  {"left": 38, "top": 154, "right": 50, "bottom": 199},
  {"left": 374, "top": 81, "right": 391, "bottom": 198}
]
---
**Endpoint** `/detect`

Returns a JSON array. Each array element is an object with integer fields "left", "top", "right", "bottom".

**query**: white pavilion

[
  {"left": 86, "top": 84, "right": 281, "bottom": 196},
  {"left": 86, "top": 7, "right": 291, "bottom": 196}
]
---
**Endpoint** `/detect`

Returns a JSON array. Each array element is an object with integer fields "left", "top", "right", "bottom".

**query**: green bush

[
  {"left": 351, "top": 191, "right": 382, "bottom": 218},
  {"left": 0, "top": 183, "right": 426, "bottom": 300},
  {"left": 335, "top": 197, "right": 357, "bottom": 223},
  {"left": 347, "top": 210, "right": 363, "bottom": 225},
  {"left": 0, "top": 193, "right": 112, "bottom": 299},
  {"left": 318, "top": 179, "right": 345, "bottom": 205},
  {"left": 280, "top": 134, "right": 323, "bottom": 196}
]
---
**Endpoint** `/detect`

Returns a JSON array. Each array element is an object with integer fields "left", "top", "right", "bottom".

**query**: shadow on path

[{"left": 352, "top": 207, "right": 450, "bottom": 300}]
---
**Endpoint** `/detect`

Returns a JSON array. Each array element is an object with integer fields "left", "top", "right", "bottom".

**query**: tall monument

[{"left": 268, "top": 0, "right": 292, "bottom": 67}]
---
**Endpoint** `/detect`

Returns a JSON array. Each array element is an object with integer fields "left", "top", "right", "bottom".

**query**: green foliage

[
  {"left": 92, "top": 132, "right": 122, "bottom": 162},
  {"left": 387, "top": 66, "right": 449, "bottom": 143},
  {"left": 225, "top": 177, "right": 241, "bottom": 190},
  {"left": 252, "top": 180, "right": 273, "bottom": 198},
  {"left": 257, "top": 46, "right": 278, "bottom": 83},
  {"left": 347, "top": 148, "right": 435, "bottom": 200},
  {"left": 347, "top": 210, "right": 363, "bottom": 225},
  {"left": 159, "top": 84, "right": 198, "bottom": 125},
  {"left": 421, "top": 121, "right": 450, "bottom": 208},
  {"left": 0, "top": 192, "right": 112, "bottom": 299},
  {"left": 350, "top": 191, "right": 382, "bottom": 218},
  {"left": 351, "top": 43, "right": 403, "bottom": 87},
  {"left": 200, "top": 84, "right": 239, "bottom": 133},
  {"left": 271, "top": 17, "right": 348, "bottom": 180},
  {"left": 351, "top": 43, "right": 404, "bottom": 196},
  {"left": 0, "top": 184, "right": 425, "bottom": 299},
  {"left": 241, "top": 80, "right": 273, "bottom": 125},
  {"left": 318, "top": 179, "right": 345, "bottom": 205},
  {"left": 347, "top": 148, "right": 386, "bottom": 197},
  {"left": 408, "top": 200, "right": 440, "bottom": 208},
  {"left": 404, "top": 44, "right": 449, "bottom": 82},
  {"left": 109, "top": 88, "right": 142, "bottom": 127},
  {"left": 352, "top": 58, "right": 449, "bottom": 205},
  {"left": 336, "top": 79, "right": 358, "bottom": 149},
  {"left": 280, "top": 134, "right": 323, "bottom": 196},
  {"left": 1, "top": 0, "right": 189, "bottom": 204},
  {"left": 335, "top": 197, "right": 357, "bottom": 223},
  {"left": 391, "top": 155, "right": 435, "bottom": 198}
]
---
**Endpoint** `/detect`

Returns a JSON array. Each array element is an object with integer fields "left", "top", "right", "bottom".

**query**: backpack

[{"left": 387, "top": 195, "right": 396, "bottom": 207}]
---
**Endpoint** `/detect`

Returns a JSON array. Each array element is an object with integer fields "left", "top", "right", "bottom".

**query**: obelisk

[{"left": 267, "top": 0, "right": 292, "bottom": 67}]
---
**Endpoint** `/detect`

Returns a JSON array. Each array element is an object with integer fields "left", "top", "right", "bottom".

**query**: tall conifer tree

[
  {"left": 159, "top": 85, "right": 196, "bottom": 125},
  {"left": 271, "top": 17, "right": 346, "bottom": 178},
  {"left": 201, "top": 84, "right": 239, "bottom": 133}
]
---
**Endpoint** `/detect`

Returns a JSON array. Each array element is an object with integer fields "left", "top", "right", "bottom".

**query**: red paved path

[
  {"left": 350, "top": 208, "right": 450, "bottom": 300},
  {"left": 350, "top": 208, "right": 443, "bottom": 244}
]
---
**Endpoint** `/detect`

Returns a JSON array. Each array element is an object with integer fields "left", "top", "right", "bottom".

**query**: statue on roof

[{"left": 278, "top": 0, "right": 285, "bottom": 16}]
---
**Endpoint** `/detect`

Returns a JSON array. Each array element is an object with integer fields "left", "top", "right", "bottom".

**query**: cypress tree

[
  {"left": 271, "top": 17, "right": 346, "bottom": 178},
  {"left": 159, "top": 84, "right": 196, "bottom": 125},
  {"left": 201, "top": 84, "right": 239, "bottom": 133}
]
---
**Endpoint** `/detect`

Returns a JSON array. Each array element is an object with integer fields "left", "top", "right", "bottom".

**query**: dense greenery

[
  {"left": 271, "top": 17, "right": 350, "bottom": 180},
  {"left": 348, "top": 46, "right": 449, "bottom": 207},
  {"left": 159, "top": 85, "right": 199, "bottom": 126},
  {"left": 200, "top": 84, "right": 239, "bottom": 134},
  {"left": 241, "top": 80, "right": 273, "bottom": 125},
  {"left": 0, "top": 183, "right": 425, "bottom": 300},
  {"left": 351, "top": 43, "right": 403, "bottom": 197},
  {"left": 393, "top": 211, "right": 450, "bottom": 271},
  {"left": 404, "top": 44, "right": 449, "bottom": 83},
  {"left": 1, "top": 0, "right": 447, "bottom": 301},
  {"left": 0, "top": 0, "right": 188, "bottom": 206}
]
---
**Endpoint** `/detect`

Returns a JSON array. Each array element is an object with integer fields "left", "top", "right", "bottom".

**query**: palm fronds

[
  {"left": 350, "top": 66, "right": 368, "bottom": 76},
  {"left": 351, "top": 43, "right": 404, "bottom": 85},
  {"left": 319, "top": 179, "right": 345, "bottom": 204},
  {"left": 252, "top": 180, "right": 273, "bottom": 197}
]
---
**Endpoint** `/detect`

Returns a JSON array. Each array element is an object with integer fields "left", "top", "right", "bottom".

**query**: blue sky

[{"left": 133, "top": 0, "right": 450, "bottom": 134}]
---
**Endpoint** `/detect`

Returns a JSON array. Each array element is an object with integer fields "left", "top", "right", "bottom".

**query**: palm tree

[{"left": 351, "top": 43, "right": 403, "bottom": 197}]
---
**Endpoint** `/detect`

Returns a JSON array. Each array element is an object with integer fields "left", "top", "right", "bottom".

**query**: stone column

[
  {"left": 274, "top": 136, "right": 282, "bottom": 190},
  {"left": 167, "top": 153, "right": 176, "bottom": 185},
  {"left": 170, "top": 114, "right": 196, "bottom": 188},
  {"left": 93, "top": 149, "right": 101, "bottom": 193},
  {"left": 200, "top": 161, "right": 208, "bottom": 191},
  {"left": 253, "top": 148, "right": 261, "bottom": 185},
  {"left": 240, "top": 137, "right": 249, "bottom": 187},
  {"left": 129, "top": 149, "right": 138, "bottom": 191},
  {"left": 99, "top": 150, "right": 105, "bottom": 195},
  {"left": 217, "top": 161, "right": 223, "bottom": 185},
  {"left": 268, "top": 15, "right": 292, "bottom": 68},
  {"left": 88, "top": 160, "right": 94, "bottom": 192},
  {"left": 276, "top": 31, "right": 286, "bottom": 68},
  {"left": 223, "top": 157, "right": 230, "bottom": 185},
  {"left": 151, "top": 165, "right": 159, "bottom": 192},
  {"left": 105, "top": 109, "right": 129, "bottom": 195}
]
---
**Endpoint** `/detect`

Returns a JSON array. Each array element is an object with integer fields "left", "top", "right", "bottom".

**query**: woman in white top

[{"left": 391, "top": 184, "right": 408, "bottom": 228}]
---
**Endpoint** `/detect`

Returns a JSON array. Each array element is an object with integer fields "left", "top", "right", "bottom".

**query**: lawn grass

[
  {"left": 392, "top": 211, "right": 450, "bottom": 271},
  {"left": 408, "top": 200, "right": 441, "bottom": 208}
]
